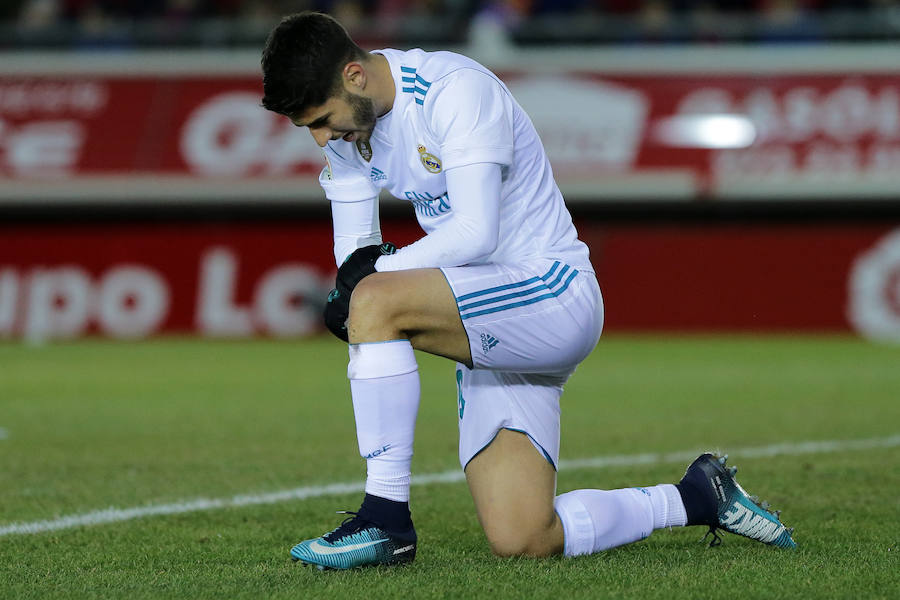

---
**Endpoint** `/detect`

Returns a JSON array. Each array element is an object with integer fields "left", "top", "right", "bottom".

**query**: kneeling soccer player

[{"left": 260, "top": 12, "right": 796, "bottom": 570}]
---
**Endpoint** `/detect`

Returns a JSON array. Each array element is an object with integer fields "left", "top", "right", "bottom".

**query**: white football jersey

[{"left": 318, "top": 48, "right": 592, "bottom": 273}]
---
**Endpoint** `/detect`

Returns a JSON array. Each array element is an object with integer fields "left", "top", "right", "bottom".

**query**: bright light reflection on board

[{"left": 654, "top": 114, "right": 757, "bottom": 149}]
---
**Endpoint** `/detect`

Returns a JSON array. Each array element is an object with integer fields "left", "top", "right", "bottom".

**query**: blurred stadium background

[
  {"left": 2, "top": 1, "right": 900, "bottom": 343},
  {"left": 2, "top": 4, "right": 900, "bottom": 596}
]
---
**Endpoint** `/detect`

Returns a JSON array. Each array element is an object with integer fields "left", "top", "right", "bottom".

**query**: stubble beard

[{"left": 345, "top": 91, "right": 376, "bottom": 140}]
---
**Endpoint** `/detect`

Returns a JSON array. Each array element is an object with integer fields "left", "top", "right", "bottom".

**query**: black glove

[
  {"left": 323, "top": 242, "right": 397, "bottom": 341},
  {"left": 335, "top": 242, "right": 396, "bottom": 298},
  {"left": 324, "top": 287, "right": 350, "bottom": 341}
]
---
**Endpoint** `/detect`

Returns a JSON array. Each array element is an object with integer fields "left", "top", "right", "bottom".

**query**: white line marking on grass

[
  {"left": 1, "top": 433, "right": 898, "bottom": 537},
  {"left": 0, "top": 427, "right": 7, "bottom": 440}
]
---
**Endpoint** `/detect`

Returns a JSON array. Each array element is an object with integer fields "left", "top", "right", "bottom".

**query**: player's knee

[
  {"left": 347, "top": 273, "right": 403, "bottom": 338},
  {"left": 347, "top": 274, "right": 395, "bottom": 322},
  {"left": 483, "top": 521, "right": 554, "bottom": 558}
]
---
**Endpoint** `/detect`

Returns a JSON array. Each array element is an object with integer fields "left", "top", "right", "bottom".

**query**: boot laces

[
  {"left": 702, "top": 526, "right": 723, "bottom": 547},
  {"left": 322, "top": 510, "right": 377, "bottom": 543}
]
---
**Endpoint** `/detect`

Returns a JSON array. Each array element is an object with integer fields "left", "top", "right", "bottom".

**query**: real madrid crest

[
  {"left": 417, "top": 145, "right": 442, "bottom": 173},
  {"left": 356, "top": 139, "right": 373, "bottom": 162}
]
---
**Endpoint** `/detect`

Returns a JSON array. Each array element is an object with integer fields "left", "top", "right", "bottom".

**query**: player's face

[{"left": 293, "top": 91, "right": 376, "bottom": 147}]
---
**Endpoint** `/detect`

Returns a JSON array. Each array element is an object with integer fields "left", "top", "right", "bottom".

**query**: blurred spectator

[
  {"left": 17, "top": 0, "right": 61, "bottom": 32},
  {"left": 689, "top": 0, "right": 727, "bottom": 43},
  {"left": 469, "top": 0, "right": 526, "bottom": 59},
  {"left": 635, "top": 0, "right": 678, "bottom": 43},
  {"left": 871, "top": 0, "right": 900, "bottom": 31},
  {"left": 755, "top": 0, "right": 823, "bottom": 42},
  {"left": 1, "top": 0, "right": 898, "bottom": 47}
]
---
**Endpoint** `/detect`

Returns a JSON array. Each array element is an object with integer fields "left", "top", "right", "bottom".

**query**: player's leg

[
  {"left": 465, "top": 427, "right": 688, "bottom": 557},
  {"left": 443, "top": 260, "right": 595, "bottom": 557},
  {"left": 290, "top": 267, "right": 472, "bottom": 569},
  {"left": 554, "top": 452, "right": 798, "bottom": 555},
  {"left": 462, "top": 401, "right": 796, "bottom": 557},
  {"left": 347, "top": 267, "right": 472, "bottom": 363},
  {"left": 464, "top": 428, "right": 564, "bottom": 556},
  {"left": 447, "top": 262, "right": 796, "bottom": 557},
  {"left": 458, "top": 367, "right": 688, "bottom": 558}
]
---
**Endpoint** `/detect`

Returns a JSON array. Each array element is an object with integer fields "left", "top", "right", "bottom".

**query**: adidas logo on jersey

[
  {"left": 370, "top": 167, "right": 387, "bottom": 182},
  {"left": 480, "top": 333, "right": 500, "bottom": 354}
]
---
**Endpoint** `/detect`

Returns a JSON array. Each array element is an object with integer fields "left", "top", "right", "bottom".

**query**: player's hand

[
  {"left": 335, "top": 242, "right": 396, "bottom": 299},
  {"left": 323, "top": 287, "right": 350, "bottom": 342},
  {"left": 323, "top": 242, "right": 396, "bottom": 342}
]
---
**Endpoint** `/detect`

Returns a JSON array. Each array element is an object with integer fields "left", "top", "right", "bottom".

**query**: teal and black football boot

[
  {"left": 290, "top": 511, "right": 417, "bottom": 570},
  {"left": 680, "top": 453, "right": 797, "bottom": 549}
]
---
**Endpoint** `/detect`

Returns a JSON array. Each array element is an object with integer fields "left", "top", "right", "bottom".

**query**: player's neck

[{"left": 368, "top": 53, "right": 396, "bottom": 118}]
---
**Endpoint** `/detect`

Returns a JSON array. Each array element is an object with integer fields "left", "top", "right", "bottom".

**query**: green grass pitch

[{"left": 1, "top": 335, "right": 898, "bottom": 599}]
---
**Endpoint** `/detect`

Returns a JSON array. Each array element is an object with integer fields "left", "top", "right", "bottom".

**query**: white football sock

[
  {"left": 554, "top": 484, "right": 687, "bottom": 556},
  {"left": 348, "top": 340, "right": 419, "bottom": 502}
]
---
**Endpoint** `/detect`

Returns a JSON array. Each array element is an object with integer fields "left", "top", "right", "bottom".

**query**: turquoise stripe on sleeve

[{"left": 399, "top": 66, "right": 430, "bottom": 105}]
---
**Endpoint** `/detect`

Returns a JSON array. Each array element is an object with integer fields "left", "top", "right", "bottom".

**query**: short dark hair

[{"left": 261, "top": 12, "right": 366, "bottom": 118}]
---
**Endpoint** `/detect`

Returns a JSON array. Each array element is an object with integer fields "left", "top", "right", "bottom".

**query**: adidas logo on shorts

[{"left": 480, "top": 332, "right": 500, "bottom": 354}]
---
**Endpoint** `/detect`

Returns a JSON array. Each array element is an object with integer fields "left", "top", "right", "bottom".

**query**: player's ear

[{"left": 342, "top": 61, "right": 366, "bottom": 91}]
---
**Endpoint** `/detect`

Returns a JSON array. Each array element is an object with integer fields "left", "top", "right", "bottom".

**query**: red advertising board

[
  {"left": 2, "top": 221, "right": 899, "bottom": 341},
  {"left": 1, "top": 54, "right": 899, "bottom": 201}
]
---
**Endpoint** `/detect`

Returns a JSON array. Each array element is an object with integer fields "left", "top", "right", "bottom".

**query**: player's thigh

[
  {"left": 465, "top": 429, "right": 561, "bottom": 554},
  {"left": 348, "top": 268, "right": 471, "bottom": 363},
  {"left": 459, "top": 368, "right": 565, "bottom": 554},
  {"left": 456, "top": 366, "right": 564, "bottom": 470}
]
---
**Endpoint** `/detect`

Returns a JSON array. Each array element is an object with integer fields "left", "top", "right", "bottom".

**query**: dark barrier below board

[{"left": 1, "top": 220, "right": 899, "bottom": 341}]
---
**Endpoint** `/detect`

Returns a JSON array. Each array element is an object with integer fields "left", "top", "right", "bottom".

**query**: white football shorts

[{"left": 440, "top": 259, "right": 604, "bottom": 470}]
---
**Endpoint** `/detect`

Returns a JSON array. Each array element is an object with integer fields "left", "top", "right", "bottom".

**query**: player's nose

[{"left": 310, "top": 127, "right": 330, "bottom": 147}]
